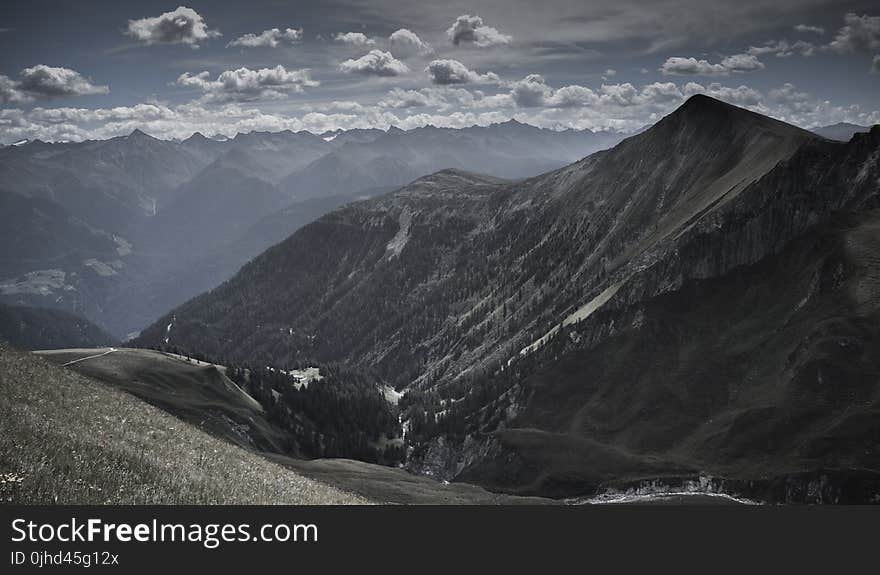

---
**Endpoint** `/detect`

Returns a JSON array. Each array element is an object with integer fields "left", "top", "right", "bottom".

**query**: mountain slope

[
  {"left": 1, "top": 123, "right": 616, "bottom": 338},
  {"left": 0, "top": 303, "right": 116, "bottom": 350},
  {"left": 137, "top": 96, "right": 818, "bottom": 380},
  {"left": 0, "top": 343, "right": 367, "bottom": 504},
  {"left": 136, "top": 96, "right": 880, "bottom": 500}
]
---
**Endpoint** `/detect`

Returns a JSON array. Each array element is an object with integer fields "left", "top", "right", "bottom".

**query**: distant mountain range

[
  {"left": 811, "top": 122, "right": 872, "bottom": 141},
  {"left": 136, "top": 96, "right": 880, "bottom": 499},
  {"left": 0, "top": 121, "right": 626, "bottom": 337}
]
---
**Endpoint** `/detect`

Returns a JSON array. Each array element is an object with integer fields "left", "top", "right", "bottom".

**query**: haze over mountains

[
  {"left": 135, "top": 96, "right": 880, "bottom": 500},
  {"left": 0, "top": 121, "right": 624, "bottom": 338}
]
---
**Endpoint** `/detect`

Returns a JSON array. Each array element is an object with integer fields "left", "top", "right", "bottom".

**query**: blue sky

[{"left": 1, "top": 0, "right": 878, "bottom": 143}]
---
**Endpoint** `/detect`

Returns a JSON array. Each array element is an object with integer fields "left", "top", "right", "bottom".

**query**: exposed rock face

[{"left": 136, "top": 97, "right": 880, "bottom": 500}]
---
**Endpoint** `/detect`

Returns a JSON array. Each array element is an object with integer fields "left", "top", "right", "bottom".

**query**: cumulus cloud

[
  {"left": 379, "top": 88, "right": 440, "bottom": 109},
  {"left": 333, "top": 32, "right": 376, "bottom": 46},
  {"left": 339, "top": 50, "right": 409, "bottom": 76},
  {"left": 719, "top": 53, "right": 765, "bottom": 72},
  {"left": 176, "top": 65, "right": 318, "bottom": 102},
  {"left": 873, "top": 55, "right": 880, "bottom": 74},
  {"left": 660, "top": 53, "right": 764, "bottom": 76},
  {"left": 768, "top": 82, "right": 810, "bottom": 104},
  {"left": 794, "top": 24, "right": 824, "bottom": 35},
  {"left": 508, "top": 74, "right": 553, "bottom": 106},
  {"left": 447, "top": 14, "right": 511, "bottom": 47},
  {"left": 227, "top": 28, "right": 302, "bottom": 48},
  {"left": 125, "top": 6, "right": 220, "bottom": 47},
  {"left": 509, "top": 74, "right": 684, "bottom": 110},
  {"left": 827, "top": 13, "right": 880, "bottom": 54},
  {"left": 426, "top": 59, "right": 499, "bottom": 84},
  {"left": 389, "top": 29, "right": 433, "bottom": 55},
  {"left": 0, "top": 65, "right": 108, "bottom": 104},
  {"left": 378, "top": 86, "right": 510, "bottom": 110}
]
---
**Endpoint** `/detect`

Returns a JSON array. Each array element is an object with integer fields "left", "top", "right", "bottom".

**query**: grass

[{"left": 0, "top": 343, "right": 369, "bottom": 504}]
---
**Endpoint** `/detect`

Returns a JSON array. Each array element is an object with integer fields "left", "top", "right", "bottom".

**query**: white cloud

[
  {"left": 379, "top": 87, "right": 509, "bottom": 110},
  {"left": 660, "top": 53, "right": 764, "bottom": 75},
  {"left": 827, "top": 13, "right": 880, "bottom": 54},
  {"left": 748, "top": 39, "right": 816, "bottom": 58},
  {"left": 379, "top": 88, "right": 442, "bottom": 109},
  {"left": 426, "top": 59, "right": 500, "bottom": 84},
  {"left": 176, "top": 65, "right": 318, "bottom": 102},
  {"left": 660, "top": 57, "right": 727, "bottom": 76},
  {"left": 508, "top": 74, "right": 684, "bottom": 111},
  {"left": 794, "top": 24, "right": 824, "bottom": 35},
  {"left": 339, "top": 50, "right": 410, "bottom": 76},
  {"left": 768, "top": 82, "right": 810, "bottom": 104},
  {"left": 509, "top": 74, "right": 553, "bottom": 106},
  {"left": 447, "top": 14, "right": 512, "bottom": 47},
  {"left": 227, "top": 28, "right": 302, "bottom": 48},
  {"left": 0, "top": 65, "right": 108, "bottom": 104},
  {"left": 125, "top": 6, "right": 220, "bottom": 48},
  {"left": 389, "top": 29, "right": 433, "bottom": 55},
  {"left": 333, "top": 32, "right": 376, "bottom": 46}
]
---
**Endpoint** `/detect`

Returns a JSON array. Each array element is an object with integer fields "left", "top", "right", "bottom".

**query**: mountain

[
  {"left": 0, "top": 130, "right": 211, "bottom": 232},
  {"left": 812, "top": 122, "right": 872, "bottom": 142},
  {"left": 1, "top": 123, "right": 617, "bottom": 338},
  {"left": 136, "top": 96, "right": 880, "bottom": 501},
  {"left": 281, "top": 121, "right": 626, "bottom": 200},
  {"left": 0, "top": 303, "right": 116, "bottom": 350}
]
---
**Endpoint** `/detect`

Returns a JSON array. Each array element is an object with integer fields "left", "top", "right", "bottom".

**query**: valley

[{"left": 0, "top": 123, "right": 624, "bottom": 338}]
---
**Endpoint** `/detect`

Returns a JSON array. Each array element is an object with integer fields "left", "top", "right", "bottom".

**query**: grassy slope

[
  {"left": 35, "top": 347, "right": 288, "bottom": 454},
  {"left": 0, "top": 343, "right": 368, "bottom": 504},
  {"left": 23, "top": 346, "right": 551, "bottom": 504}
]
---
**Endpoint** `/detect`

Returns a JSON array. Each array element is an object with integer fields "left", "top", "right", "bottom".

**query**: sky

[{"left": 0, "top": 0, "right": 878, "bottom": 143}]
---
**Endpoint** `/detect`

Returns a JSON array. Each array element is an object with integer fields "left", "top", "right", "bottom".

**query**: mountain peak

[
  {"left": 127, "top": 128, "right": 154, "bottom": 140},
  {"left": 673, "top": 94, "right": 753, "bottom": 122},
  {"left": 654, "top": 94, "right": 815, "bottom": 142}
]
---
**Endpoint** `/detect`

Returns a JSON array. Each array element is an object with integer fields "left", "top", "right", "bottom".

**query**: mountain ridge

[{"left": 133, "top": 96, "right": 880, "bottom": 498}]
